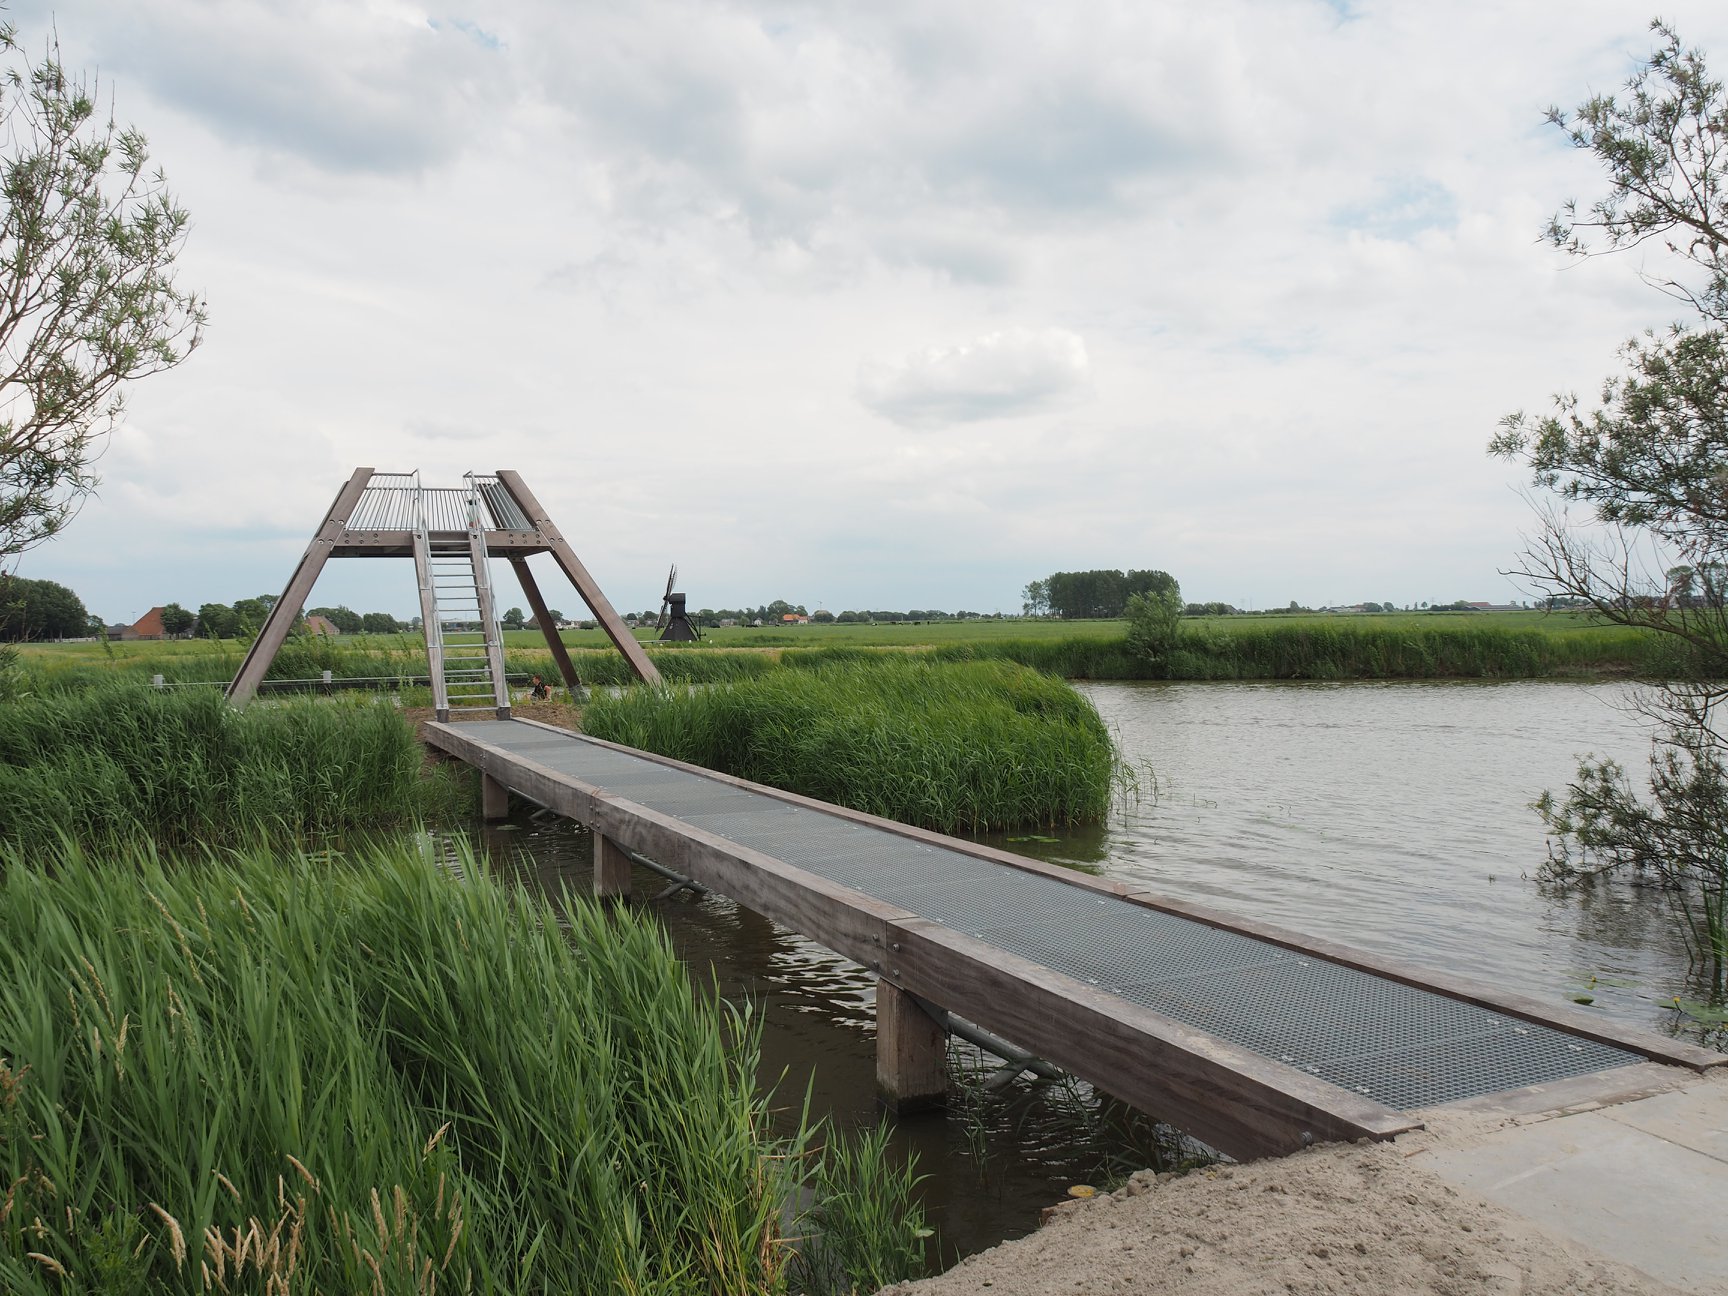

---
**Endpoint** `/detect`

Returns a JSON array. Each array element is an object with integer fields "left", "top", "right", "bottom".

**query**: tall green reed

[
  {"left": 1160, "top": 619, "right": 1684, "bottom": 680},
  {"left": 0, "top": 839, "right": 889, "bottom": 1293},
  {"left": 580, "top": 658, "right": 1118, "bottom": 833},
  {"left": 0, "top": 685, "right": 460, "bottom": 848},
  {"left": 788, "top": 1122, "right": 929, "bottom": 1295}
]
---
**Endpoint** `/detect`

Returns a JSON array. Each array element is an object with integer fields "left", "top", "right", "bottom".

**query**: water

[
  {"left": 470, "top": 679, "right": 1711, "bottom": 1265},
  {"left": 1065, "top": 680, "right": 1698, "bottom": 1024}
]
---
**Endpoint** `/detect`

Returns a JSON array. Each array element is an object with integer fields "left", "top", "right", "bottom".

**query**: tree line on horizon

[
  {"left": 0, "top": 570, "right": 1553, "bottom": 645},
  {"left": 0, "top": 579, "right": 424, "bottom": 643}
]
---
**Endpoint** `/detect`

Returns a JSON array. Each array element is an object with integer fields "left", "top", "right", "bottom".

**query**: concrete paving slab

[
  {"left": 1600, "top": 1078, "right": 1728, "bottom": 1166},
  {"left": 1424, "top": 1094, "right": 1728, "bottom": 1293}
]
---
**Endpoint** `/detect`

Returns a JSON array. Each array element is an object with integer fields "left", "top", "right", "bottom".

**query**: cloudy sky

[{"left": 12, "top": 0, "right": 1728, "bottom": 623}]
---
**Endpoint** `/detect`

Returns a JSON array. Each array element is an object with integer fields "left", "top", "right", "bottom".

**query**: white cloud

[
  {"left": 857, "top": 328, "right": 1092, "bottom": 429},
  {"left": 10, "top": 0, "right": 1728, "bottom": 619},
  {"left": 15, "top": 0, "right": 513, "bottom": 176}
]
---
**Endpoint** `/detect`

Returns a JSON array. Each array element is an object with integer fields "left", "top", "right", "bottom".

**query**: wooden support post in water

[
  {"left": 876, "top": 978, "right": 947, "bottom": 1113},
  {"left": 481, "top": 773, "right": 510, "bottom": 821},
  {"left": 594, "top": 833, "right": 631, "bottom": 897}
]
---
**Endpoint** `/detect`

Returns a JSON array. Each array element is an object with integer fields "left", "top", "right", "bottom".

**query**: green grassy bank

[
  {"left": 0, "top": 840, "right": 924, "bottom": 1294},
  {"left": 580, "top": 658, "right": 1119, "bottom": 834}
]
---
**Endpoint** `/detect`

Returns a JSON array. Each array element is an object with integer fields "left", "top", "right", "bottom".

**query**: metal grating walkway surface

[{"left": 459, "top": 720, "right": 1645, "bottom": 1112}]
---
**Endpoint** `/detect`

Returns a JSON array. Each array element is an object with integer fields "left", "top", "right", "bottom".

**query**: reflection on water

[{"left": 464, "top": 679, "right": 1719, "bottom": 1262}]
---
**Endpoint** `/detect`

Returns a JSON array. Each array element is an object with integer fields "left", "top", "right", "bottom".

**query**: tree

[
  {"left": 501, "top": 606, "right": 526, "bottom": 630},
  {"left": 1021, "top": 579, "right": 1049, "bottom": 617},
  {"left": 308, "top": 604, "right": 362, "bottom": 634},
  {"left": 1025, "top": 569, "right": 1183, "bottom": 619},
  {"left": 360, "top": 611, "right": 400, "bottom": 634},
  {"left": 0, "top": 573, "right": 85, "bottom": 639},
  {"left": 1492, "top": 22, "right": 1728, "bottom": 987},
  {"left": 1125, "top": 579, "right": 1183, "bottom": 666},
  {"left": 196, "top": 601, "right": 237, "bottom": 639},
  {"left": 230, "top": 598, "right": 268, "bottom": 636},
  {"left": 0, "top": 22, "right": 204, "bottom": 567},
  {"left": 158, "top": 601, "right": 193, "bottom": 637}
]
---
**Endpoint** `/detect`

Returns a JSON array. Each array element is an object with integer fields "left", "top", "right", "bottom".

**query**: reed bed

[
  {"left": 580, "top": 658, "right": 1118, "bottom": 833},
  {"left": 0, "top": 685, "right": 463, "bottom": 848},
  {"left": 14, "top": 613, "right": 1679, "bottom": 696},
  {"left": 1161, "top": 619, "right": 1684, "bottom": 681},
  {"left": 0, "top": 840, "right": 925, "bottom": 1294},
  {"left": 790, "top": 620, "right": 1680, "bottom": 681}
]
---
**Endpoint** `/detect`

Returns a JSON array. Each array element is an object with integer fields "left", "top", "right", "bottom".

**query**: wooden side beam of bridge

[
  {"left": 428, "top": 718, "right": 1725, "bottom": 1159},
  {"left": 425, "top": 719, "right": 1444, "bottom": 1159}
]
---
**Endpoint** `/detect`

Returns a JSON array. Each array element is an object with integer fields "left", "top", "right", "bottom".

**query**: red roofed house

[
  {"left": 304, "top": 614, "right": 341, "bottom": 637},
  {"left": 121, "top": 607, "right": 168, "bottom": 640}
]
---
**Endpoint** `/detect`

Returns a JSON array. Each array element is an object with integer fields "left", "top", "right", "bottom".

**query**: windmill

[
  {"left": 654, "top": 565, "right": 676, "bottom": 633},
  {"left": 656, "top": 564, "right": 701, "bottom": 642}
]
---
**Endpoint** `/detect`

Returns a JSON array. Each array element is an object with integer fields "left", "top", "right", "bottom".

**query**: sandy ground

[{"left": 884, "top": 1124, "right": 1686, "bottom": 1296}]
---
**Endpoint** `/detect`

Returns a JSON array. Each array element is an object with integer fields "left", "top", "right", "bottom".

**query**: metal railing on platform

[{"left": 146, "top": 673, "right": 563, "bottom": 694}]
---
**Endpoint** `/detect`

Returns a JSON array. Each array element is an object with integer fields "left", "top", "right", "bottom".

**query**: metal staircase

[{"left": 412, "top": 473, "right": 511, "bottom": 721}]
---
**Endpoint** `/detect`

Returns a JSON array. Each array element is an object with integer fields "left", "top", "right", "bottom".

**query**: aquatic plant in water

[
  {"left": 0, "top": 683, "right": 465, "bottom": 848},
  {"left": 579, "top": 658, "right": 1119, "bottom": 833}
]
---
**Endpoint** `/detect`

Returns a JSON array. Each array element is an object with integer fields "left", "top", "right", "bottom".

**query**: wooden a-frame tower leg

[
  {"left": 227, "top": 467, "right": 660, "bottom": 707},
  {"left": 496, "top": 471, "right": 662, "bottom": 686},
  {"left": 228, "top": 467, "right": 374, "bottom": 706},
  {"left": 511, "top": 558, "right": 583, "bottom": 693}
]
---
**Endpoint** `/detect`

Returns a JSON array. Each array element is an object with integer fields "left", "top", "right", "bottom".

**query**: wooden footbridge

[
  {"left": 234, "top": 468, "right": 1722, "bottom": 1161},
  {"left": 425, "top": 716, "right": 1725, "bottom": 1162}
]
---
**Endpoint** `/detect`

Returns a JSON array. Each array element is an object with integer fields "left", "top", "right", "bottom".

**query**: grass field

[{"left": 6, "top": 609, "right": 1684, "bottom": 688}]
